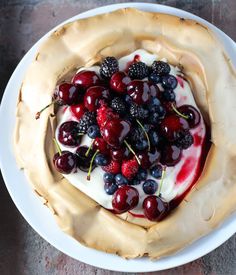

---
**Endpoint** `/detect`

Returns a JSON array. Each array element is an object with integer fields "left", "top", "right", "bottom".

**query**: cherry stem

[
  {"left": 124, "top": 140, "right": 141, "bottom": 165},
  {"left": 53, "top": 138, "right": 62, "bottom": 156},
  {"left": 87, "top": 149, "right": 99, "bottom": 181},
  {"left": 35, "top": 100, "right": 57, "bottom": 120},
  {"left": 171, "top": 103, "right": 189, "bottom": 119},
  {"left": 136, "top": 119, "right": 151, "bottom": 151},
  {"left": 157, "top": 166, "right": 166, "bottom": 196},
  {"left": 85, "top": 140, "right": 95, "bottom": 157}
]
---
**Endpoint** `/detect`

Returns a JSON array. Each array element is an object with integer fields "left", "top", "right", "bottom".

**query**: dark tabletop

[{"left": 0, "top": 1, "right": 236, "bottom": 274}]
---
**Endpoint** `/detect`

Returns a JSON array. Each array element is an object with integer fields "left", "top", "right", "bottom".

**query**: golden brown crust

[{"left": 14, "top": 8, "right": 236, "bottom": 258}]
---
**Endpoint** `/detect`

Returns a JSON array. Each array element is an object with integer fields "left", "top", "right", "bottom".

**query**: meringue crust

[{"left": 14, "top": 8, "right": 236, "bottom": 259}]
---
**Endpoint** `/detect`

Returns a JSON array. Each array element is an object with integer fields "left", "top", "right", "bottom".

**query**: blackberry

[
  {"left": 110, "top": 97, "right": 126, "bottom": 115},
  {"left": 130, "top": 103, "right": 149, "bottom": 120},
  {"left": 176, "top": 131, "right": 194, "bottom": 149},
  {"left": 128, "top": 62, "right": 149, "bottom": 79},
  {"left": 151, "top": 61, "right": 170, "bottom": 75},
  {"left": 78, "top": 112, "right": 96, "bottom": 134},
  {"left": 100, "top": 57, "right": 119, "bottom": 79}
]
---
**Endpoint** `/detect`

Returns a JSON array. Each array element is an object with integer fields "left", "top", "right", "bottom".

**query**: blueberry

[
  {"left": 156, "top": 105, "right": 166, "bottom": 119},
  {"left": 87, "top": 125, "right": 100, "bottom": 139},
  {"left": 94, "top": 153, "right": 109, "bottom": 166},
  {"left": 103, "top": 172, "right": 115, "bottom": 183},
  {"left": 129, "top": 177, "right": 141, "bottom": 185},
  {"left": 104, "top": 182, "right": 118, "bottom": 195},
  {"left": 148, "top": 72, "right": 162, "bottom": 84},
  {"left": 135, "top": 139, "right": 148, "bottom": 150},
  {"left": 162, "top": 75, "right": 178, "bottom": 89},
  {"left": 148, "top": 97, "right": 161, "bottom": 112},
  {"left": 143, "top": 179, "right": 158, "bottom": 194},
  {"left": 150, "top": 165, "right": 163, "bottom": 179},
  {"left": 136, "top": 168, "right": 148, "bottom": 181},
  {"left": 162, "top": 89, "right": 176, "bottom": 102},
  {"left": 149, "top": 130, "right": 159, "bottom": 146},
  {"left": 149, "top": 112, "right": 159, "bottom": 124},
  {"left": 115, "top": 174, "right": 128, "bottom": 186}
]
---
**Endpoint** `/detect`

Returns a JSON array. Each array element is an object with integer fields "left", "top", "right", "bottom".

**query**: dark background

[{"left": 0, "top": 1, "right": 236, "bottom": 274}]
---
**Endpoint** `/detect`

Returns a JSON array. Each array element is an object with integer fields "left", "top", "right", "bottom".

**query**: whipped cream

[{"left": 55, "top": 50, "right": 206, "bottom": 215}]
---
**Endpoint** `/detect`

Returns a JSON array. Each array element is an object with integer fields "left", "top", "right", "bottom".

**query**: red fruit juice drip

[
  {"left": 176, "top": 76, "right": 184, "bottom": 88},
  {"left": 128, "top": 211, "right": 145, "bottom": 218}
]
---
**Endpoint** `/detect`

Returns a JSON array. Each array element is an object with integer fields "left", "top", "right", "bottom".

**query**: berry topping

[
  {"left": 161, "top": 75, "right": 178, "bottom": 89},
  {"left": 128, "top": 61, "right": 149, "bottom": 79},
  {"left": 77, "top": 112, "right": 96, "bottom": 134},
  {"left": 151, "top": 61, "right": 170, "bottom": 76},
  {"left": 103, "top": 172, "right": 115, "bottom": 183},
  {"left": 162, "top": 89, "right": 176, "bottom": 102},
  {"left": 100, "top": 57, "right": 119, "bottom": 79},
  {"left": 161, "top": 144, "right": 182, "bottom": 166},
  {"left": 76, "top": 146, "right": 95, "bottom": 172},
  {"left": 93, "top": 137, "right": 110, "bottom": 155},
  {"left": 58, "top": 121, "right": 81, "bottom": 147},
  {"left": 159, "top": 114, "right": 189, "bottom": 141},
  {"left": 127, "top": 80, "right": 151, "bottom": 105},
  {"left": 110, "top": 147, "right": 130, "bottom": 162},
  {"left": 70, "top": 103, "right": 86, "bottom": 120},
  {"left": 137, "top": 148, "right": 161, "bottom": 169},
  {"left": 101, "top": 118, "right": 131, "bottom": 147},
  {"left": 150, "top": 165, "right": 163, "bottom": 179},
  {"left": 136, "top": 168, "right": 148, "bottom": 181},
  {"left": 87, "top": 125, "right": 100, "bottom": 139},
  {"left": 102, "top": 160, "right": 121, "bottom": 174},
  {"left": 94, "top": 153, "right": 109, "bottom": 166},
  {"left": 148, "top": 72, "right": 162, "bottom": 84},
  {"left": 121, "top": 158, "right": 139, "bottom": 180},
  {"left": 177, "top": 105, "right": 201, "bottom": 128},
  {"left": 110, "top": 71, "right": 131, "bottom": 93},
  {"left": 56, "top": 83, "right": 80, "bottom": 105},
  {"left": 84, "top": 86, "right": 109, "bottom": 112},
  {"left": 96, "top": 102, "right": 119, "bottom": 128},
  {"left": 112, "top": 185, "right": 139, "bottom": 214},
  {"left": 115, "top": 174, "right": 129, "bottom": 186},
  {"left": 110, "top": 97, "right": 126, "bottom": 115},
  {"left": 149, "top": 130, "right": 159, "bottom": 146},
  {"left": 72, "top": 70, "right": 101, "bottom": 89},
  {"left": 53, "top": 151, "right": 77, "bottom": 174},
  {"left": 176, "top": 130, "right": 194, "bottom": 149},
  {"left": 129, "top": 178, "right": 141, "bottom": 185},
  {"left": 143, "top": 196, "right": 169, "bottom": 221},
  {"left": 143, "top": 179, "right": 158, "bottom": 195},
  {"left": 129, "top": 103, "right": 149, "bottom": 120},
  {"left": 104, "top": 182, "right": 118, "bottom": 195}
]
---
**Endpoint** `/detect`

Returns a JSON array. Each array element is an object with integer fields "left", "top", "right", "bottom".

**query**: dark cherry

[
  {"left": 76, "top": 146, "right": 95, "bottom": 172},
  {"left": 110, "top": 71, "right": 131, "bottom": 93},
  {"left": 70, "top": 103, "right": 86, "bottom": 120},
  {"left": 53, "top": 151, "right": 77, "bottom": 174},
  {"left": 84, "top": 86, "right": 110, "bottom": 112},
  {"left": 160, "top": 144, "right": 182, "bottom": 166},
  {"left": 127, "top": 80, "right": 151, "bottom": 105},
  {"left": 162, "top": 100, "right": 176, "bottom": 113},
  {"left": 137, "top": 148, "right": 161, "bottom": 169},
  {"left": 93, "top": 137, "right": 110, "bottom": 155},
  {"left": 56, "top": 83, "right": 80, "bottom": 105},
  {"left": 110, "top": 147, "right": 131, "bottom": 162},
  {"left": 58, "top": 121, "right": 81, "bottom": 147},
  {"left": 101, "top": 118, "right": 131, "bottom": 148},
  {"left": 159, "top": 114, "right": 189, "bottom": 141},
  {"left": 112, "top": 185, "right": 139, "bottom": 214},
  {"left": 143, "top": 196, "right": 169, "bottom": 221},
  {"left": 72, "top": 70, "right": 101, "bottom": 89},
  {"left": 178, "top": 105, "right": 201, "bottom": 128}
]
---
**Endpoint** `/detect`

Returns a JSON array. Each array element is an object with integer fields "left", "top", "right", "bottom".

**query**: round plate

[{"left": 0, "top": 2, "right": 236, "bottom": 272}]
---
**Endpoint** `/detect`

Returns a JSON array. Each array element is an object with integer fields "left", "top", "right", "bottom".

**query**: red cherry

[
  {"left": 112, "top": 185, "right": 139, "bottom": 214},
  {"left": 137, "top": 148, "right": 161, "bottom": 169},
  {"left": 110, "top": 71, "right": 131, "bottom": 93},
  {"left": 101, "top": 118, "right": 131, "bottom": 148},
  {"left": 159, "top": 114, "right": 189, "bottom": 141},
  {"left": 72, "top": 70, "right": 101, "bottom": 89},
  {"left": 177, "top": 105, "right": 201, "bottom": 128},
  {"left": 70, "top": 103, "right": 86, "bottom": 120},
  {"left": 58, "top": 121, "right": 81, "bottom": 147},
  {"left": 56, "top": 83, "right": 80, "bottom": 105},
  {"left": 84, "top": 86, "right": 109, "bottom": 112},
  {"left": 127, "top": 80, "right": 151, "bottom": 105},
  {"left": 143, "top": 196, "right": 169, "bottom": 221},
  {"left": 53, "top": 151, "right": 77, "bottom": 174},
  {"left": 93, "top": 137, "right": 110, "bottom": 155},
  {"left": 160, "top": 144, "right": 182, "bottom": 166},
  {"left": 110, "top": 147, "right": 131, "bottom": 162}
]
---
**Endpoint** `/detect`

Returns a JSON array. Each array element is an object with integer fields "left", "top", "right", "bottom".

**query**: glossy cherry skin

[
  {"left": 76, "top": 146, "right": 96, "bottom": 172},
  {"left": 58, "top": 121, "right": 81, "bottom": 147},
  {"left": 110, "top": 147, "right": 131, "bottom": 162},
  {"left": 72, "top": 70, "right": 101, "bottom": 89},
  {"left": 56, "top": 83, "right": 80, "bottom": 105},
  {"left": 127, "top": 80, "right": 151, "bottom": 105},
  {"left": 149, "top": 83, "right": 160, "bottom": 98},
  {"left": 93, "top": 137, "right": 110, "bottom": 155},
  {"left": 160, "top": 144, "right": 182, "bottom": 166},
  {"left": 112, "top": 185, "right": 139, "bottom": 214},
  {"left": 84, "top": 86, "right": 109, "bottom": 112},
  {"left": 110, "top": 71, "right": 131, "bottom": 93},
  {"left": 101, "top": 118, "right": 131, "bottom": 148},
  {"left": 159, "top": 114, "right": 189, "bottom": 141},
  {"left": 143, "top": 196, "right": 169, "bottom": 221},
  {"left": 137, "top": 148, "right": 161, "bottom": 169},
  {"left": 53, "top": 151, "right": 77, "bottom": 174},
  {"left": 70, "top": 103, "right": 86, "bottom": 120},
  {"left": 177, "top": 105, "right": 201, "bottom": 128}
]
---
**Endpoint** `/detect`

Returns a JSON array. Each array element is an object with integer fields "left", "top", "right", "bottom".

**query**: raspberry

[
  {"left": 128, "top": 61, "right": 149, "bottom": 79},
  {"left": 121, "top": 158, "right": 139, "bottom": 180},
  {"left": 96, "top": 102, "right": 119, "bottom": 128},
  {"left": 102, "top": 160, "right": 121, "bottom": 174},
  {"left": 100, "top": 57, "right": 119, "bottom": 79},
  {"left": 77, "top": 112, "right": 96, "bottom": 134}
]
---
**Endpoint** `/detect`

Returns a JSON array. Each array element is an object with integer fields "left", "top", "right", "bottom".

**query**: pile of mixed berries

[{"left": 43, "top": 56, "right": 201, "bottom": 221}]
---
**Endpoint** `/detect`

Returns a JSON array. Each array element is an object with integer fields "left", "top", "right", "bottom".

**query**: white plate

[{"left": 0, "top": 2, "right": 236, "bottom": 272}]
